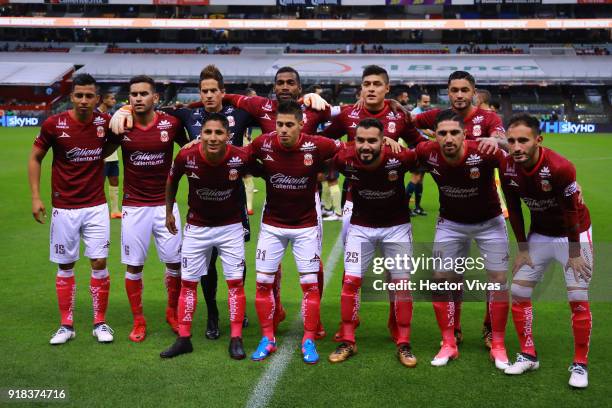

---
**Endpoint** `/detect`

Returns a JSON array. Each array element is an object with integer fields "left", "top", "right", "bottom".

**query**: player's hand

[
  {"left": 512, "top": 250, "right": 534, "bottom": 276},
  {"left": 166, "top": 213, "right": 178, "bottom": 235},
  {"left": 110, "top": 105, "right": 133, "bottom": 134},
  {"left": 32, "top": 198, "right": 46, "bottom": 224},
  {"left": 422, "top": 128, "right": 435, "bottom": 139},
  {"left": 383, "top": 136, "right": 401, "bottom": 154},
  {"left": 303, "top": 93, "right": 330, "bottom": 111},
  {"left": 477, "top": 137, "right": 499, "bottom": 155},
  {"left": 566, "top": 255, "right": 592, "bottom": 283},
  {"left": 181, "top": 138, "right": 201, "bottom": 150}
]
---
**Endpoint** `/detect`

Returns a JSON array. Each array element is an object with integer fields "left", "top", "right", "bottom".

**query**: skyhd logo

[
  {"left": 540, "top": 121, "right": 596, "bottom": 134},
  {"left": 0, "top": 114, "right": 40, "bottom": 127}
]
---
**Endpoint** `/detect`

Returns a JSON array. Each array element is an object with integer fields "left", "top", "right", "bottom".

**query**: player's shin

[
  {"left": 300, "top": 273, "right": 321, "bottom": 343},
  {"left": 510, "top": 283, "right": 536, "bottom": 357},
  {"left": 432, "top": 280, "right": 456, "bottom": 346},
  {"left": 392, "top": 278, "right": 413, "bottom": 345},
  {"left": 90, "top": 268, "right": 110, "bottom": 325},
  {"left": 340, "top": 274, "right": 362, "bottom": 344},
  {"left": 488, "top": 283, "right": 509, "bottom": 348},
  {"left": 177, "top": 280, "right": 198, "bottom": 337},
  {"left": 255, "top": 273, "right": 276, "bottom": 340},
  {"left": 56, "top": 269, "right": 76, "bottom": 327},
  {"left": 568, "top": 289, "right": 591, "bottom": 365},
  {"left": 125, "top": 271, "right": 145, "bottom": 324},
  {"left": 164, "top": 268, "right": 181, "bottom": 330},
  {"left": 227, "top": 279, "right": 246, "bottom": 338}
]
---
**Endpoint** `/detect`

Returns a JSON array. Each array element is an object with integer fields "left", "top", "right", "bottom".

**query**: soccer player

[
  {"left": 160, "top": 113, "right": 253, "bottom": 360},
  {"left": 407, "top": 93, "right": 433, "bottom": 217},
  {"left": 249, "top": 100, "right": 342, "bottom": 364},
  {"left": 500, "top": 114, "right": 592, "bottom": 388},
  {"left": 243, "top": 88, "right": 258, "bottom": 216},
  {"left": 328, "top": 118, "right": 418, "bottom": 367},
  {"left": 28, "top": 73, "right": 114, "bottom": 344},
  {"left": 414, "top": 110, "right": 510, "bottom": 369},
  {"left": 475, "top": 89, "right": 493, "bottom": 111},
  {"left": 97, "top": 92, "right": 121, "bottom": 219},
  {"left": 105, "top": 75, "right": 186, "bottom": 342}
]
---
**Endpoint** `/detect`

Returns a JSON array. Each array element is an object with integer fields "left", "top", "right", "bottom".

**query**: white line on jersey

[{"left": 245, "top": 233, "right": 343, "bottom": 408}]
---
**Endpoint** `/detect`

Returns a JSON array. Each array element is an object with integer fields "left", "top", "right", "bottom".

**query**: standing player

[
  {"left": 161, "top": 114, "right": 253, "bottom": 360},
  {"left": 250, "top": 101, "right": 342, "bottom": 364},
  {"left": 105, "top": 75, "right": 187, "bottom": 342},
  {"left": 328, "top": 118, "right": 419, "bottom": 367},
  {"left": 28, "top": 73, "right": 114, "bottom": 344},
  {"left": 415, "top": 110, "right": 510, "bottom": 369},
  {"left": 407, "top": 93, "right": 433, "bottom": 217},
  {"left": 243, "top": 88, "right": 258, "bottom": 216},
  {"left": 500, "top": 114, "right": 592, "bottom": 388},
  {"left": 97, "top": 92, "right": 122, "bottom": 219}
]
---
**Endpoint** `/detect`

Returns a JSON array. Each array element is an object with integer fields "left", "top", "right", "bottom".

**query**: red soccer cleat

[{"left": 129, "top": 322, "right": 147, "bottom": 343}]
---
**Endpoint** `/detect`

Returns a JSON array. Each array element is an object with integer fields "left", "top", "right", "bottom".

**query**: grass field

[{"left": 1, "top": 127, "right": 610, "bottom": 408}]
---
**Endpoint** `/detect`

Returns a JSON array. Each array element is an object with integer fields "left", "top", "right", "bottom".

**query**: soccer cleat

[
  {"left": 409, "top": 209, "right": 418, "bottom": 217},
  {"left": 323, "top": 213, "right": 341, "bottom": 221},
  {"left": 397, "top": 343, "right": 418, "bottom": 368},
  {"left": 110, "top": 212, "right": 122, "bottom": 219},
  {"left": 504, "top": 353, "right": 540, "bottom": 375},
  {"left": 166, "top": 307, "right": 179, "bottom": 334},
  {"left": 431, "top": 343, "right": 459, "bottom": 367},
  {"left": 414, "top": 207, "right": 427, "bottom": 216},
  {"left": 490, "top": 346, "right": 510, "bottom": 370},
  {"left": 50, "top": 326, "right": 75, "bottom": 345},
  {"left": 205, "top": 318, "right": 220, "bottom": 340},
  {"left": 321, "top": 208, "right": 334, "bottom": 218},
  {"left": 482, "top": 323, "right": 493, "bottom": 349},
  {"left": 129, "top": 322, "right": 147, "bottom": 343},
  {"left": 251, "top": 337, "right": 277, "bottom": 361},
  {"left": 229, "top": 337, "right": 246, "bottom": 360},
  {"left": 242, "top": 314, "right": 249, "bottom": 328},
  {"left": 160, "top": 337, "right": 193, "bottom": 359},
  {"left": 568, "top": 363, "right": 588, "bottom": 388},
  {"left": 92, "top": 323, "right": 114, "bottom": 343},
  {"left": 247, "top": 209, "right": 254, "bottom": 216},
  {"left": 328, "top": 342, "right": 357, "bottom": 363},
  {"left": 301, "top": 339, "right": 319, "bottom": 364}
]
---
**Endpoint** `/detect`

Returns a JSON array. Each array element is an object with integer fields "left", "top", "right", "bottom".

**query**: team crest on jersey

[
  {"left": 388, "top": 170, "right": 398, "bottom": 181},
  {"left": 304, "top": 153, "right": 313, "bottom": 166},
  {"left": 227, "top": 116, "right": 235, "bottom": 127},
  {"left": 466, "top": 154, "right": 482, "bottom": 166},
  {"left": 539, "top": 166, "right": 551, "bottom": 178},
  {"left": 160, "top": 130, "right": 169, "bottom": 142},
  {"left": 427, "top": 152, "right": 439, "bottom": 166},
  {"left": 385, "top": 158, "right": 401, "bottom": 169},
  {"left": 96, "top": 126, "right": 105, "bottom": 138},
  {"left": 262, "top": 139, "right": 273, "bottom": 152},
  {"left": 228, "top": 156, "right": 243, "bottom": 167},
  {"left": 472, "top": 125, "right": 482, "bottom": 137},
  {"left": 93, "top": 116, "right": 106, "bottom": 126},
  {"left": 349, "top": 109, "right": 361, "bottom": 119},
  {"left": 56, "top": 117, "right": 69, "bottom": 129},
  {"left": 541, "top": 179, "right": 552, "bottom": 192},
  {"left": 300, "top": 141, "right": 317, "bottom": 152},
  {"left": 472, "top": 115, "right": 484, "bottom": 125},
  {"left": 229, "top": 168, "right": 239, "bottom": 181},
  {"left": 469, "top": 167, "right": 480, "bottom": 179},
  {"left": 387, "top": 122, "right": 396, "bottom": 134},
  {"left": 186, "top": 156, "right": 198, "bottom": 169}
]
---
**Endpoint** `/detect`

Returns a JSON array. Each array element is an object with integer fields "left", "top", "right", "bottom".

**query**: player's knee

[
  {"left": 511, "top": 282, "right": 534, "bottom": 300},
  {"left": 90, "top": 258, "right": 107, "bottom": 270},
  {"left": 567, "top": 288, "right": 589, "bottom": 302},
  {"left": 127, "top": 264, "right": 144, "bottom": 274},
  {"left": 166, "top": 263, "right": 181, "bottom": 272},
  {"left": 59, "top": 262, "right": 76, "bottom": 271},
  {"left": 487, "top": 271, "right": 507, "bottom": 285}
]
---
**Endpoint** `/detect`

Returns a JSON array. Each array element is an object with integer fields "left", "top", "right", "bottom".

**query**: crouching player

[
  {"left": 500, "top": 114, "right": 593, "bottom": 388},
  {"left": 328, "top": 118, "right": 419, "bottom": 367},
  {"left": 160, "top": 113, "right": 252, "bottom": 360}
]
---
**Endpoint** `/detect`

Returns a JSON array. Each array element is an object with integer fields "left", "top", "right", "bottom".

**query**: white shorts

[
  {"left": 256, "top": 223, "right": 321, "bottom": 273},
  {"left": 433, "top": 215, "right": 509, "bottom": 272},
  {"left": 344, "top": 222, "right": 413, "bottom": 279},
  {"left": 341, "top": 200, "right": 353, "bottom": 244},
  {"left": 50, "top": 203, "right": 110, "bottom": 264},
  {"left": 121, "top": 204, "right": 182, "bottom": 266},
  {"left": 514, "top": 227, "right": 593, "bottom": 289},
  {"left": 181, "top": 222, "right": 245, "bottom": 282}
]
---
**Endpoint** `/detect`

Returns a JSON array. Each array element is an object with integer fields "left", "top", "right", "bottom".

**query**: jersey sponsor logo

[
  {"left": 96, "top": 126, "right": 105, "bottom": 138},
  {"left": 56, "top": 117, "right": 69, "bottom": 129},
  {"left": 227, "top": 115, "right": 235, "bottom": 127},
  {"left": 93, "top": 116, "right": 106, "bottom": 126},
  {"left": 385, "top": 157, "right": 401, "bottom": 169},
  {"left": 196, "top": 187, "right": 233, "bottom": 201},
  {"left": 472, "top": 124, "right": 482, "bottom": 137},
  {"left": 304, "top": 153, "right": 313, "bottom": 166},
  {"left": 157, "top": 119, "right": 173, "bottom": 130},
  {"left": 58, "top": 132, "right": 71, "bottom": 138},
  {"left": 523, "top": 196, "right": 557, "bottom": 211},
  {"left": 540, "top": 179, "right": 552, "bottom": 192},
  {"left": 229, "top": 168, "right": 239, "bottom": 181},
  {"left": 427, "top": 152, "right": 439, "bottom": 166},
  {"left": 508, "top": 179, "right": 519, "bottom": 187},
  {"left": 264, "top": 154, "right": 274, "bottom": 161},
  {"left": 472, "top": 115, "right": 484, "bottom": 124},
  {"left": 130, "top": 151, "right": 166, "bottom": 166},
  {"left": 564, "top": 181, "right": 578, "bottom": 197},
  {"left": 187, "top": 172, "right": 200, "bottom": 179},
  {"left": 270, "top": 173, "right": 309, "bottom": 190},
  {"left": 300, "top": 141, "right": 317, "bottom": 152},
  {"left": 186, "top": 156, "right": 198, "bottom": 169},
  {"left": 160, "top": 130, "right": 169, "bottom": 142},
  {"left": 469, "top": 166, "right": 480, "bottom": 179},
  {"left": 465, "top": 153, "right": 482, "bottom": 166},
  {"left": 439, "top": 185, "right": 478, "bottom": 199},
  {"left": 65, "top": 147, "right": 103, "bottom": 162},
  {"left": 228, "top": 156, "right": 244, "bottom": 167},
  {"left": 357, "top": 189, "right": 396, "bottom": 200},
  {"left": 122, "top": 135, "right": 132, "bottom": 142},
  {"left": 387, "top": 121, "right": 396, "bottom": 134},
  {"left": 539, "top": 166, "right": 551, "bottom": 178},
  {"left": 388, "top": 170, "right": 398, "bottom": 181}
]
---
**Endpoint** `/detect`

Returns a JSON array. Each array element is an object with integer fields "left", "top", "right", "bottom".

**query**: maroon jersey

[
  {"left": 414, "top": 107, "right": 505, "bottom": 140},
  {"left": 333, "top": 144, "right": 417, "bottom": 228},
  {"left": 251, "top": 132, "right": 342, "bottom": 228},
  {"left": 109, "top": 112, "right": 185, "bottom": 207},
  {"left": 224, "top": 94, "right": 330, "bottom": 134},
  {"left": 34, "top": 110, "right": 110, "bottom": 209},
  {"left": 500, "top": 147, "right": 591, "bottom": 244},
  {"left": 322, "top": 101, "right": 426, "bottom": 146},
  {"left": 169, "top": 144, "right": 253, "bottom": 227},
  {"left": 416, "top": 140, "right": 504, "bottom": 224}
]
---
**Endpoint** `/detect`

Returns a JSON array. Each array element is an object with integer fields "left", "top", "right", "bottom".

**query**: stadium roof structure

[
  {"left": 0, "top": 61, "right": 74, "bottom": 86},
  {"left": 1, "top": 53, "right": 610, "bottom": 85}
]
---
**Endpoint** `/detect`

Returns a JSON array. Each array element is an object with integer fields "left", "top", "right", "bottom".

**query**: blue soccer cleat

[
  {"left": 301, "top": 339, "right": 319, "bottom": 364},
  {"left": 251, "top": 337, "right": 277, "bottom": 361}
]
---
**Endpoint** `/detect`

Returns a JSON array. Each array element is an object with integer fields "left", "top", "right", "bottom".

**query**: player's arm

[
  {"left": 165, "top": 156, "right": 184, "bottom": 235},
  {"left": 413, "top": 110, "right": 437, "bottom": 131},
  {"left": 399, "top": 116, "right": 429, "bottom": 148},
  {"left": 478, "top": 115, "right": 508, "bottom": 153},
  {"left": 499, "top": 175, "right": 533, "bottom": 275},
  {"left": 319, "top": 114, "right": 347, "bottom": 140},
  {"left": 28, "top": 145, "right": 48, "bottom": 224}
]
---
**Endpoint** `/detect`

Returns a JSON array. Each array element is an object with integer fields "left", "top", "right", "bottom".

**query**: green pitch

[{"left": 0, "top": 128, "right": 610, "bottom": 407}]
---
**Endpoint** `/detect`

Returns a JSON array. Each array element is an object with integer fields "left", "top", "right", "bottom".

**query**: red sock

[
  {"left": 317, "top": 261, "right": 324, "bottom": 299},
  {"left": 488, "top": 289, "right": 509, "bottom": 348},
  {"left": 301, "top": 282, "right": 320, "bottom": 343},
  {"left": 484, "top": 291, "right": 492, "bottom": 326},
  {"left": 433, "top": 301, "right": 456, "bottom": 345},
  {"left": 340, "top": 275, "right": 361, "bottom": 344},
  {"left": 570, "top": 301, "right": 591, "bottom": 365},
  {"left": 392, "top": 280, "right": 413, "bottom": 345},
  {"left": 125, "top": 275, "right": 144, "bottom": 324},
  {"left": 165, "top": 273, "right": 181, "bottom": 310},
  {"left": 255, "top": 281, "right": 275, "bottom": 340},
  {"left": 56, "top": 275, "right": 75, "bottom": 327},
  {"left": 273, "top": 265, "right": 283, "bottom": 313},
  {"left": 454, "top": 300, "right": 463, "bottom": 331},
  {"left": 177, "top": 280, "right": 198, "bottom": 337},
  {"left": 90, "top": 276, "right": 110, "bottom": 325},
  {"left": 387, "top": 301, "right": 398, "bottom": 341},
  {"left": 511, "top": 300, "right": 536, "bottom": 357},
  {"left": 227, "top": 279, "right": 246, "bottom": 338}
]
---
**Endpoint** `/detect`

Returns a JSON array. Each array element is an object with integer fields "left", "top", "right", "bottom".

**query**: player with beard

[
  {"left": 104, "top": 75, "right": 187, "bottom": 342},
  {"left": 328, "top": 118, "right": 419, "bottom": 367},
  {"left": 500, "top": 114, "right": 592, "bottom": 388}
]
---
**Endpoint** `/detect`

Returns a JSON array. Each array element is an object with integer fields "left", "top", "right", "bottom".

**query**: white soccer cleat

[
  {"left": 490, "top": 346, "right": 510, "bottom": 370},
  {"left": 92, "top": 323, "right": 114, "bottom": 343},
  {"left": 50, "top": 326, "right": 75, "bottom": 345},
  {"left": 431, "top": 344, "right": 459, "bottom": 367},
  {"left": 568, "top": 363, "right": 588, "bottom": 388},
  {"left": 504, "top": 353, "right": 539, "bottom": 375}
]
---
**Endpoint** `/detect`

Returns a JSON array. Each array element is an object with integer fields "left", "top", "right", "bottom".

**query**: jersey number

[
  {"left": 345, "top": 252, "right": 359, "bottom": 263},
  {"left": 256, "top": 249, "right": 266, "bottom": 261}
]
